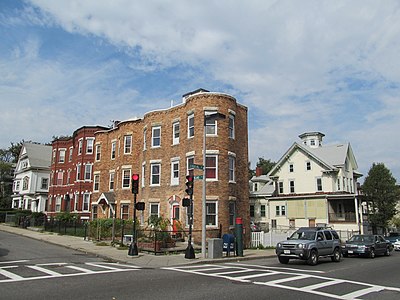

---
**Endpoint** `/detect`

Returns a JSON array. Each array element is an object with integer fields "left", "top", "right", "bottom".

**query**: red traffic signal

[
  {"left": 185, "top": 175, "right": 194, "bottom": 196},
  {"left": 131, "top": 173, "right": 139, "bottom": 194}
]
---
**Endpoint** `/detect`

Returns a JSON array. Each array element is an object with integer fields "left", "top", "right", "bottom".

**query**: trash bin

[
  {"left": 223, "top": 234, "right": 235, "bottom": 256},
  {"left": 208, "top": 238, "right": 223, "bottom": 259}
]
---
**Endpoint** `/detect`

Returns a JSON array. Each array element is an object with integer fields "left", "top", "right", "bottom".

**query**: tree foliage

[
  {"left": 256, "top": 157, "right": 276, "bottom": 175},
  {"left": 362, "top": 163, "right": 399, "bottom": 233}
]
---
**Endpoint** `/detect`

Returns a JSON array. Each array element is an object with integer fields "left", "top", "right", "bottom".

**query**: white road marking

[
  {"left": 0, "top": 267, "right": 24, "bottom": 280},
  {"left": 165, "top": 263, "right": 400, "bottom": 300},
  {"left": 0, "top": 260, "right": 29, "bottom": 265},
  {"left": 28, "top": 265, "right": 62, "bottom": 276}
]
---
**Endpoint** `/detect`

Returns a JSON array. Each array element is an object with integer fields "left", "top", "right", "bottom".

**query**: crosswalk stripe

[
  {"left": 341, "top": 286, "right": 384, "bottom": 299},
  {"left": 0, "top": 267, "right": 24, "bottom": 280},
  {"left": 28, "top": 266, "right": 62, "bottom": 276},
  {"left": 66, "top": 266, "right": 96, "bottom": 273}
]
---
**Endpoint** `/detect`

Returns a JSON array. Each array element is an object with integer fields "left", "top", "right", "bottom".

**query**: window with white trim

[
  {"left": 229, "top": 156, "right": 235, "bottom": 182},
  {"left": 150, "top": 203, "right": 160, "bottom": 217},
  {"left": 83, "top": 193, "right": 90, "bottom": 211},
  {"left": 69, "top": 147, "right": 73, "bottom": 162},
  {"left": 206, "top": 201, "right": 217, "bottom": 226},
  {"left": 141, "top": 163, "right": 146, "bottom": 187},
  {"left": 229, "top": 114, "right": 235, "bottom": 139},
  {"left": 84, "top": 164, "right": 92, "bottom": 181},
  {"left": 205, "top": 116, "right": 217, "bottom": 135},
  {"left": 55, "top": 196, "right": 61, "bottom": 212},
  {"left": 205, "top": 155, "right": 218, "bottom": 180},
  {"left": 67, "top": 170, "right": 71, "bottom": 185},
  {"left": 93, "top": 174, "right": 100, "bottom": 191},
  {"left": 111, "top": 141, "right": 116, "bottom": 159},
  {"left": 187, "top": 156, "right": 194, "bottom": 177},
  {"left": 78, "top": 139, "right": 83, "bottom": 155},
  {"left": 143, "top": 128, "right": 147, "bottom": 150},
  {"left": 109, "top": 172, "right": 115, "bottom": 191},
  {"left": 57, "top": 172, "right": 63, "bottom": 186},
  {"left": 74, "top": 193, "right": 78, "bottom": 211},
  {"left": 306, "top": 161, "right": 311, "bottom": 171},
  {"left": 278, "top": 181, "right": 284, "bottom": 194},
  {"left": 150, "top": 163, "right": 161, "bottom": 185},
  {"left": 171, "top": 160, "right": 179, "bottom": 186},
  {"left": 260, "top": 205, "right": 266, "bottom": 217},
  {"left": 289, "top": 180, "right": 295, "bottom": 193},
  {"left": 187, "top": 114, "right": 194, "bottom": 138},
  {"left": 122, "top": 169, "right": 131, "bottom": 189},
  {"left": 289, "top": 164, "right": 294, "bottom": 172},
  {"left": 121, "top": 204, "right": 129, "bottom": 220},
  {"left": 316, "top": 177, "right": 323, "bottom": 191},
  {"left": 152, "top": 126, "right": 161, "bottom": 148},
  {"left": 172, "top": 121, "right": 180, "bottom": 145},
  {"left": 59, "top": 149, "right": 66, "bottom": 163},
  {"left": 86, "top": 138, "right": 94, "bottom": 154},
  {"left": 124, "top": 135, "right": 132, "bottom": 154},
  {"left": 41, "top": 178, "right": 48, "bottom": 190},
  {"left": 76, "top": 164, "right": 81, "bottom": 181},
  {"left": 95, "top": 145, "right": 101, "bottom": 161}
]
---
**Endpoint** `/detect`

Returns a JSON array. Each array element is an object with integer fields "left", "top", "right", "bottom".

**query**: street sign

[
  {"left": 189, "top": 163, "right": 204, "bottom": 170},
  {"left": 194, "top": 175, "right": 203, "bottom": 180}
]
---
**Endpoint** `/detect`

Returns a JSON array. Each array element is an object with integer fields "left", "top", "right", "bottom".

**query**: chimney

[{"left": 256, "top": 166, "right": 263, "bottom": 177}]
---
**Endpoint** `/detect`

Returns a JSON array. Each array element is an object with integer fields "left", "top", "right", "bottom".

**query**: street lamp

[{"left": 202, "top": 111, "right": 226, "bottom": 258}]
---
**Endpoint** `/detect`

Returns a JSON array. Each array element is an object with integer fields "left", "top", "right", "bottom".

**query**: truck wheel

[
  {"left": 278, "top": 256, "right": 290, "bottom": 264},
  {"left": 307, "top": 250, "right": 318, "bottom": 266},
  {"left": 331, "top": 248, "right": 341, "bottom": 262}
]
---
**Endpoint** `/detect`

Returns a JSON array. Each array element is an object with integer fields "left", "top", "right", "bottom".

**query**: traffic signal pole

[
  {"left": 128, "top": 174, "right": 140, "bottom": 256},
  {"left": 185, "top": 175, "right": 195, "bottom": 259}
]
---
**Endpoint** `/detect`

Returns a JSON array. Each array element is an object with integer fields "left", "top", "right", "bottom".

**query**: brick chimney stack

[{"left": 255, "top": 166, "right": 263, "bottom": 177}]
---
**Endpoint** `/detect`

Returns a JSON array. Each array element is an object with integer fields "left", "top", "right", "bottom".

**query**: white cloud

[{"left": 2, "top": 0, "right": 400, "bottom": 181}]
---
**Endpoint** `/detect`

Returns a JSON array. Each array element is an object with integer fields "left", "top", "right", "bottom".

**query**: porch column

[{"left": 354, "top": 197, "right": 360, "bottom": 233}]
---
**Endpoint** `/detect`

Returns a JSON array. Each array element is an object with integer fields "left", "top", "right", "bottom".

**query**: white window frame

[
  {"left": 143, "top": 128, "right": 147, "bottom": 150},
  {"left": 141, "top": 162, "right": 146, "bottom": 187},
  {"left": 74, "top": 193, "right": 79, "bottom": 212},
  {"left": 84, "top": 164, "right": 92, "bottom": 181},
  {"left": 152, "top": 126, "right": 161, "bottom": 148},
  {"left": 78, "top": 139, "right": 83, "bottom": 155},
  {"left": 289, "top": 180, "right": 295, "bottom": 193},
  {"left": 93, "top": 174, "right": 100, "bottom": 191},
  {"left": 57, "top": 172, "right": 63, "bottom": 186},
  {"left": 59, "top": 149, "right": 66, "bottom": 163},
  {"left": 82, "top": 193, "right": 90, "bottom": 212},
  {"left": 316, "top": 177, "right": 323, "bottom": 191},
  {"left": 41, "top": 178, "right": 48, "bottom": 190},
  {"left": 150, "top": 163, "right": 161, "bottom": 186},
  {"left": 124, "top": 135, "right": 132, "bottom": 154},
  {"left": 228, "top": 155, "right": 235, "bottom": 182},
  {"left": 95, "top": 144, "right": 101, "bottom": 161},
  {"left": 76, "top": 164, "right": 81, "bottom": 181},
  {"left": 289, "top": 163, "right": 294, "bottom": 172},
  {"left": 111, "top": 141, "right": 116, "bottom": 159},
  {"left": 171, "top": 159, "right": 179, "bottom": 186},
  {"left": 109, "top": 172, "right": 115, "bottom": 191},
  {"left": 150, "top": 203, "right": 160, "bottom": 218},
  {"left": 229, "top": 114, "right": 235, "bottom": 139},
  {"left": 187, "top": 114, "right": 194, "bottom": 138},
  {"left": 205, "top": 118, "right": 217, "bottom": 136},
  {"left": 122, "top": 169, "right": 131, "bottom": 189},
  {"left": 306, "top": 161, "right": 311, "bottom": 171},
  {"left": 205, "top": 154, "right": 218, "bottom": 181},
  {"left": 187, "top": 156, "right": 194, "bottom": 177},
  {"left": 278, "top": 181, "right": 284, "bottom": 194},
  {"left": 69, "top": 147, "right": 73, "bottom": 162},
  {"left": 67, "top": 170, "right": 71, "bottom": 185},
  {"left": 121, "top": 204, "right": 130, "bottom": 220},
  {"left": 86, "top": 138, "right": 94, "bottom": 154},
  {"left": 55, "top": 196, "right": 61, "bottom": 212},
  {"left": 172, "top": 121, "right": 180, "bottom": 145},
  {"left": 206, "top": 201, "right": 218, "bottom": 227}
]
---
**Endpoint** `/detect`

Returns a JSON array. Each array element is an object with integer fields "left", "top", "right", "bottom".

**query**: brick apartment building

[
  {"left": 47, "top": 125, "right": 108, "bottom": 220},
  {"left": 92, "top": 89, "right": 249, "bottom": 243}
]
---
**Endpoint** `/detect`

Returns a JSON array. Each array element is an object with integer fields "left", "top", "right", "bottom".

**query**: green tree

[{"left": 362, "top": 163, "right": 399, "bottom": 234}]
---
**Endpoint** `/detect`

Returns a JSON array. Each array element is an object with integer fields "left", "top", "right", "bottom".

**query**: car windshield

[
  {"left": 289, "top": 231, "right": 316, "bottom": 240},
  {"left": 349, "top": 235, "right": 374, "bottom": 243}
]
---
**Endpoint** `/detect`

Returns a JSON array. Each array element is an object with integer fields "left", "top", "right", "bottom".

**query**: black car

[{"left": 341, "top": 234, "right": 392, "bottom": 258}]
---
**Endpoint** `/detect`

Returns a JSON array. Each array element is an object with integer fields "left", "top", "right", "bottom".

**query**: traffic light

[
  {"left": 131, "top": 173, "right": 139, "bottom": 194},
  {"left": 135, "top": 202, "right": 145, "bottom": 211},
  {"left": 185, "top": 175, "right": 194, "bottom": 196},
  {"left": 182, "top": 198, "right": 190, "bottom": 207}
]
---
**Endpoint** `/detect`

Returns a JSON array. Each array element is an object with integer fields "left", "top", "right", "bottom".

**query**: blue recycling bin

[{"left": 222, "top": 234, "right": 235, "bottom": 256}]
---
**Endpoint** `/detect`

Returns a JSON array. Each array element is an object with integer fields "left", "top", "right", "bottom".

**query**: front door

[
  {"left": 172, "top": 204, "right": 180, "bottom": 234},
  {"left": 309, "top": 219, "right": 316, "bottom": 227}
]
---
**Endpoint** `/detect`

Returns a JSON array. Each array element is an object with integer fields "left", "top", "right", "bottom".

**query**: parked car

[
  {"left": 393, "top": 240, "right": 400, "bottom": 251},
  {"left": 385, "top": 232, "right": 400, "bottom": 243},
  {"left": 275, "top": 227, "right": 342, "bottom": 266},
  {"left": 341, "top": 234, "right": 392, "bottom": 258}
]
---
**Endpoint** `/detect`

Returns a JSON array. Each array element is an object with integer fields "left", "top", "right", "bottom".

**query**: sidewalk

[{"left": 0, "top": 224, "right": 276, "bottom": 268}]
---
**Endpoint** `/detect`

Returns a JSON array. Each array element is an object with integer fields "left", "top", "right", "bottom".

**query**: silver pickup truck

[{"left": 275, "top": 227, "right": 342, "bottom": 265}]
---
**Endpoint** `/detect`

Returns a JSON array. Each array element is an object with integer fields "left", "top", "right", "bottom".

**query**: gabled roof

[
  {"left": 250, "top": 175, "right": 275, "bottom": 196},
  {"left": 20, "top": 143, "right": 52, "bottom": 169},
  {"left": 268, "top": 141, "right": 359, "bottom": 177}
]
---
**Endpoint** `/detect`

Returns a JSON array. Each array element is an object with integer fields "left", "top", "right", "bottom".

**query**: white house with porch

[
  {"left": 264, "top": 132, "right": 363, "bottom": 232},
  {"left": 11, "top": 143, "right": 52, "bottom": 212}
]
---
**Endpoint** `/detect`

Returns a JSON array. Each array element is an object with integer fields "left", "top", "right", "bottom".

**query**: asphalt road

[{"left": 1, "top": 231, "right": 400, "bottom": 300}]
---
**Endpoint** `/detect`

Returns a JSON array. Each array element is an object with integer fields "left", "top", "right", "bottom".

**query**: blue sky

[{"left": 1, "top": 0, "right": 399, "bottom": 182}]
